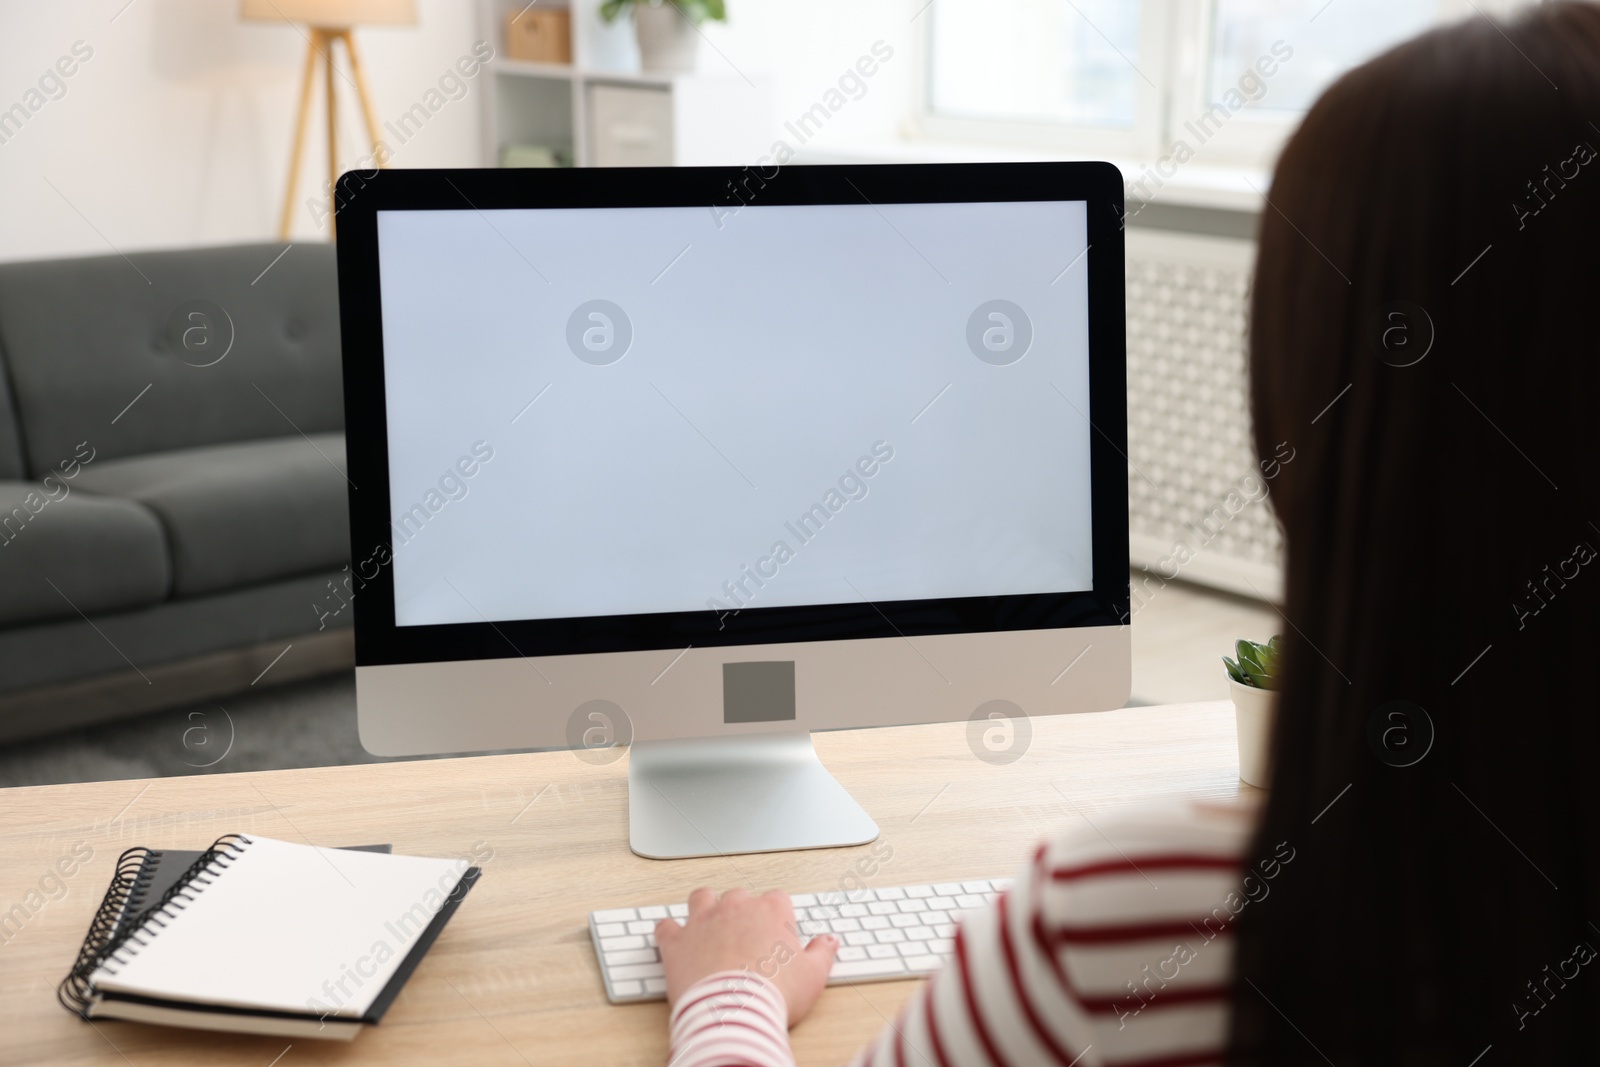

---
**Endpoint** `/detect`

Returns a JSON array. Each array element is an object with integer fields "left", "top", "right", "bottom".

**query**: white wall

[
  {"left": 695, "top": 0, "right": 915, "bottom": 155},
  {"left": 0, "top": 0, "right": 484, "bottom": 261},
  {"left": 0, "top": 0, "right": 916, "bottom": 264}
]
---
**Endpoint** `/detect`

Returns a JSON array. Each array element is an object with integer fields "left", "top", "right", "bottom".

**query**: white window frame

[
  {"left": 912, "top": 0, "right": 1175, "bottom": 161},
  {"left": 915, "top": 0, "right": 1533, "bottom": 173}
]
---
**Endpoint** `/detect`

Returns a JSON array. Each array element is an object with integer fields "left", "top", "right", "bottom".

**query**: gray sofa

[{"left": 0, "top": 242, "right": 353, "bottom": 743}]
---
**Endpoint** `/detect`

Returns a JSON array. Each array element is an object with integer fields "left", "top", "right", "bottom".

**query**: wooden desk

[{"left": 1, "top": 700, "right": 1245, "bottom": 1066}]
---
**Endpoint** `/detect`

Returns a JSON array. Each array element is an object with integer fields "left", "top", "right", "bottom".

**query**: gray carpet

[{"left": 0, "top": 671, "right": 446, "bottom": 787}]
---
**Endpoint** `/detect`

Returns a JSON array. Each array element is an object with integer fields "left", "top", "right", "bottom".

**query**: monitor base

[{"left": 627, "top": 731, "right": 880, "bottom": 859}]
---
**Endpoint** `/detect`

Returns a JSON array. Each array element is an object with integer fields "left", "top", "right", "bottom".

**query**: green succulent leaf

[
  {"left": 601, "top": 0, "right": 729, "bottom": 23},
  {"left": 1225, "top": 635, "right": 1283, "bottom": 689}
]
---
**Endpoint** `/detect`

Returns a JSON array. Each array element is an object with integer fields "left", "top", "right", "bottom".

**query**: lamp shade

[{"left": 240, "top": 0, "right": 416, "bottom": 26}]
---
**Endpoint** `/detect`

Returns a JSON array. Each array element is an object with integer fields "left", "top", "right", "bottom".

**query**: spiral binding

[{"left": 56, "top": 834, "right": 253, "bottom": 1019}]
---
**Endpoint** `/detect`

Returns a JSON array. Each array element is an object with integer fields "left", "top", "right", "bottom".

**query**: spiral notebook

[{"left": 58, "top": 834, "right": 480, "bottom": 1040}]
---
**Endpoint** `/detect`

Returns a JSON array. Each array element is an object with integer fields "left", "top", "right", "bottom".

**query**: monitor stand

[{"left": 627, "top": 731, "right": 880, "bottom": 859}]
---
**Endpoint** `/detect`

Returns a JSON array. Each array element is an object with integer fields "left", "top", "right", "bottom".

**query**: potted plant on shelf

[
  {"left": 1223, "top": 636, "right": 1280, "bottom": 789},
  {"left": 600, "top": 0, "right": 727, "bottom": 74}
]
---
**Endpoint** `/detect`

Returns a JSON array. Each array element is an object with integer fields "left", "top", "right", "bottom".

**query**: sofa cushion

[
  {"left": 0, "top": 480, "right": 170, "bottom": 626},
  {"left": 70, "top": 434, "right": 350, "bottom": 597},
  {"left": 0, "top": 354, "right": 26, "bottom": 480},
  {"left": 0, "top": 242, "right": 342, "bottom": 477}
]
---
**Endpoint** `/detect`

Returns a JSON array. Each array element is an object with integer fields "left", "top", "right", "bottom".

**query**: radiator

[{"left": 1123, "top": 227, "right": 1281, "bottom": 602}]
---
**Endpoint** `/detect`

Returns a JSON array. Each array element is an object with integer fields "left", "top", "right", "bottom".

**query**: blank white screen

[{"left": 376, "top": 199, "right": 1094, "bottom": 627}]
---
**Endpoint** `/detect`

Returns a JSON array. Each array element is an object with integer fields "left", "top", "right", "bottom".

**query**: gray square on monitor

[{"left": 723, "top": 661, "right": 796, "bottom": 723}]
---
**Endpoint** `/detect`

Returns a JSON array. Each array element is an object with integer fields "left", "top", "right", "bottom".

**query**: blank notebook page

[{"left": 90, "top": 835, "right": 470, "bottom": 1017}]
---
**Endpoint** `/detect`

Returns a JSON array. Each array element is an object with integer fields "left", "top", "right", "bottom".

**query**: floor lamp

[{"left": 241, "top": 0, "right": 417, "bottom": 238}]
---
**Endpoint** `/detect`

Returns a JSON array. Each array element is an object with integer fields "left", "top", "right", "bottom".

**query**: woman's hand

[{"left": 655, "top": 887, "right": 839, "bottom": 1025}]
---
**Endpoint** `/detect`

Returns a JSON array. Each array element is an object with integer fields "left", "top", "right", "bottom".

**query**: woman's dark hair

[{"left": 1230, "top": 4, "right": 1600, "bottom": 1063}]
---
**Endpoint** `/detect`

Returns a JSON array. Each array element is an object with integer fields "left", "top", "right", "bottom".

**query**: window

[
  {"left": 1208, "top": 0, "right": 1436, "bottom": 115},
  {"left": 928, "top": 0, "right": 1143, "bottom": 127},
  {"left": 921, "top": 0, "right": 1504, "bottom": 169}
]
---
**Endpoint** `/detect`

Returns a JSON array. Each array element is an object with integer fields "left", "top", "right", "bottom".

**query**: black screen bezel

[{"left": 335, "top": 162, "right": 1130, "bottom": 667}]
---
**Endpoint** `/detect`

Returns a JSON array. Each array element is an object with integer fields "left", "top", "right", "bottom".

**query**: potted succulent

[
  {"left": 600, "top": 0, "right": 727, "bottom": 73},
  {"left": 1223, "top": 636, "right": 1280, "bottom": 788}
]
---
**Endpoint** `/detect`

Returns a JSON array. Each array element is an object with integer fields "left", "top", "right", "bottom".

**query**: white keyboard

[{"left": 588, "top": 878, "right": 1010, "bottom": 1003}]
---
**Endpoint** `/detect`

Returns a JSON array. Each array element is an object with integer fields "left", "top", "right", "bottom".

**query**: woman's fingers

[{"left": 686, "top": 886, "right": 718, "bottom": 917}]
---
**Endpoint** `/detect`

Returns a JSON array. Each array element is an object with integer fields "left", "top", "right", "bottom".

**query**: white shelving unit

[{"left": 478, "top": 0, "right": 773, "bottom": 168}]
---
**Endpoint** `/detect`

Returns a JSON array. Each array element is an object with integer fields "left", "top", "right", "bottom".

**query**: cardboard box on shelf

[{"left": 504, "top": 9, "right": 573, "bottom": 65}]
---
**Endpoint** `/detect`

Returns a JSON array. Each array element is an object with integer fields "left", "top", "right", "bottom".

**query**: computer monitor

[{"left": 335, "top": 162, "right": 1130, "bottom": 859}]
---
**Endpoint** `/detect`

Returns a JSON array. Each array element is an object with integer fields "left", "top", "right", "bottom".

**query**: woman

[{"left": 656, "top": 4, "right": 1600, "bottom": 1063}]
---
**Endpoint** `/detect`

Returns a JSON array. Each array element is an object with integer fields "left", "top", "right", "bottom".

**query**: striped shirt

[{"left": 669, "top": 798, "right": 1269, "bottom": 1067}]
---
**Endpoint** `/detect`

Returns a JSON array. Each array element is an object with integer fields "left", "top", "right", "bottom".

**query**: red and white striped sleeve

[
  {"left": 669, "top": 971, "right": 796, "bottom": 1067},
  {"left": 671, "top": 800, "right": 1257, "bottom": 1067}
]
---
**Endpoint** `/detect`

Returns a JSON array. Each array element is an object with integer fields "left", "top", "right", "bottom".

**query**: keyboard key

[
  {"left": 592, "top": 877, "right": 1005, "bottom": 1002},
  {"left": 832, "top": 958, "right": 906, "bottom": 979}
]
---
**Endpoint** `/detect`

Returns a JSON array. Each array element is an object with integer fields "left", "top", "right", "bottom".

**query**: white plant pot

[
  {"left": 634, "top": 4, "right": 700, "bottom": 73},
  {"left": 1229, "top": 679, "right": 1277, "bottom": 789}
]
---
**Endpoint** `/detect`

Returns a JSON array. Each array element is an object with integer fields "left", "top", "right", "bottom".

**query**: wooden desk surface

[{"left": 0, "top": 700, "right": 1245, "bottom": 1067}]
